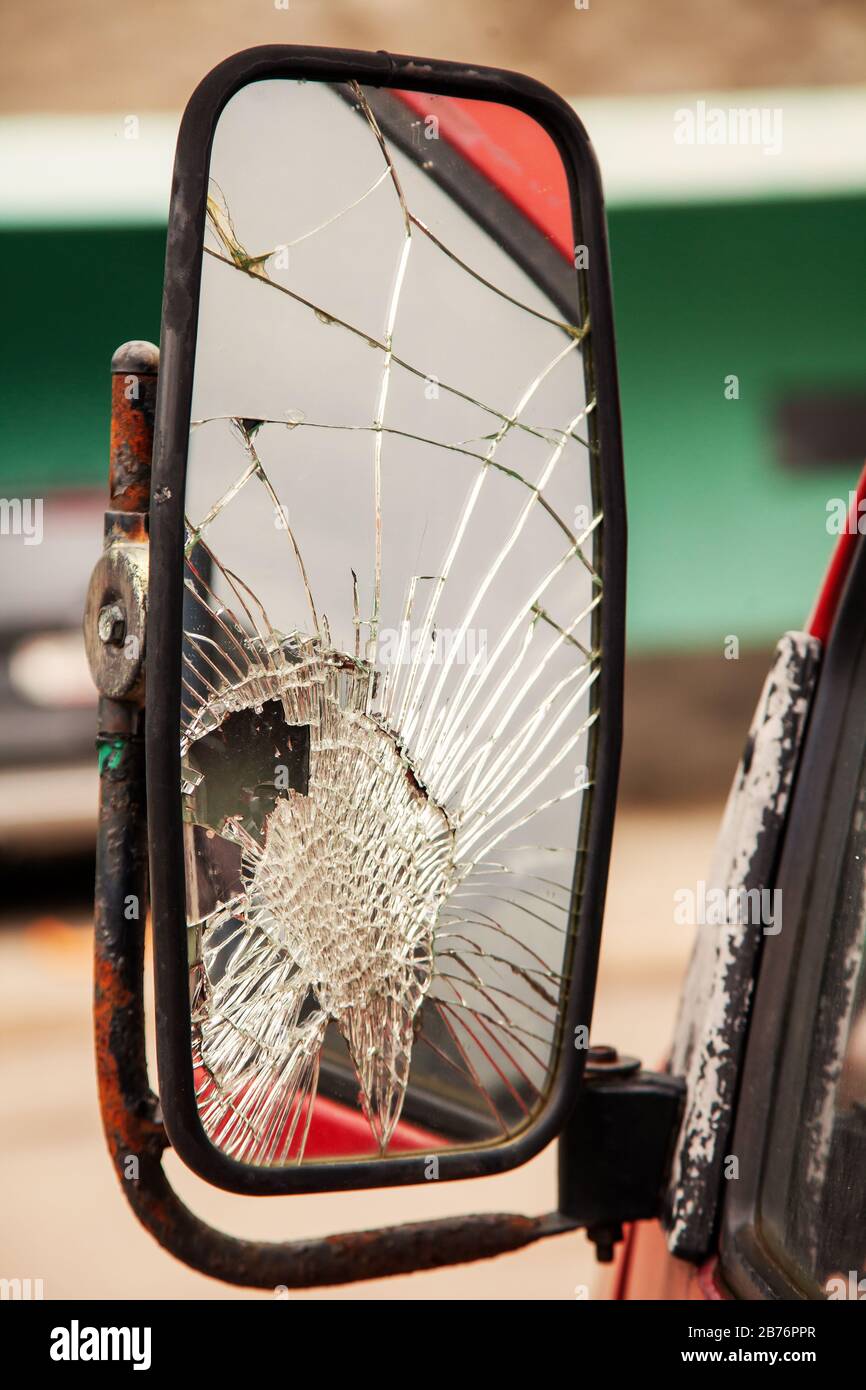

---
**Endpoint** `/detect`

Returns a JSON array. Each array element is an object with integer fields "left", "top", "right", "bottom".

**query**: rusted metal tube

[
  {"left": 109, "top": 341, "right": 159, "bottom": 513},
  {"left": 122, "top": 1187, "right": 571, "bottom": 1289},
  {"left": 94, "top": 341, "right": 166, "bottom": 1206}
]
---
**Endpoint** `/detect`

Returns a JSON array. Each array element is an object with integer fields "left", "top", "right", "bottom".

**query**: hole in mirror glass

[{"left": 180, "top": 77, "right": 602, "bottom": 1167}]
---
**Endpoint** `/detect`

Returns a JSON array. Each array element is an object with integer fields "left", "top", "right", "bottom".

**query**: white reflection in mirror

[{"left": 180, "top": 78, "right": 601, "bottom": 1165}]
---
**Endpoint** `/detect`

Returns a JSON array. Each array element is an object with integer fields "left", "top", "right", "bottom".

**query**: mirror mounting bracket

[
  {"left": 84, "top": 342, "right": 574, "bottom": 1287},
  {"left": 560, "top": 1061, "right": 686, "bottom": 1263},
  {"left": 83, "top": 334, "right": 675, "bottom": 1289},
  {"left": 86, "top": 342, "right": 683, "bottom": 1289}
]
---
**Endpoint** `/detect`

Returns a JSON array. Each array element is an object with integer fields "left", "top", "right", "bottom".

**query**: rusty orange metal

[{"left": 109, "top": 341, "right": 158, "bottom": 513}]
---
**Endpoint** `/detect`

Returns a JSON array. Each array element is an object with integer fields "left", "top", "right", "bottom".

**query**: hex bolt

[
  {"left": 98, "top": 602, "right": 127, "bottom": 646},
  {"left": 585, "top": 1044, "right": 641, "bottom": 1076},
  {"left": 587, "top": 1222, "right": 623, "bottom": 1264}
]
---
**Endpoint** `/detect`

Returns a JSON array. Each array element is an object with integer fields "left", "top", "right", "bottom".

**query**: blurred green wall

[
  {"left": 611, "top": 193, "right": 866, "bottom": 650},
  {"left": 0, "top": 225, "right": 164, "bottom": 493}
]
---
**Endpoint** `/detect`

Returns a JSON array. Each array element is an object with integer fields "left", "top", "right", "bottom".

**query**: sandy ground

[{"left": 0, "top": 801, "right": 720, "bottom": 1301}]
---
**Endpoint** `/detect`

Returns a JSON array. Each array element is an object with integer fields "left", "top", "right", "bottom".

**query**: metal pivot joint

[{"left": 84, "top": 342, "right": 155, "bottom": 703}]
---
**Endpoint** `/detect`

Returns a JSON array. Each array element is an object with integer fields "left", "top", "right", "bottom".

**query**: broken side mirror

[{"left": 87, "top": 45, "right": 678, "bottom": 1288}]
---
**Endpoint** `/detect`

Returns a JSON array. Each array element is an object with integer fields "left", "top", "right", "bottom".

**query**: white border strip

[{"left": 576, "top": 87, "right": 866, "bottom": 205}]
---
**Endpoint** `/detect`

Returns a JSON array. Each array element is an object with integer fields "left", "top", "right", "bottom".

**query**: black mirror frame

[{"left": 147, "top": 43, "right": 626, "bottom": 1198}]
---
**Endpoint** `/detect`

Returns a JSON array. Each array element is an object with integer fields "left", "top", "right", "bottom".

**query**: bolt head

[{"left": 97, "top": 602, "right": 126, "bottom": 645}]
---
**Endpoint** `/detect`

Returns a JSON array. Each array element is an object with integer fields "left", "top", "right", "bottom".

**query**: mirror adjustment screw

[
  {"left": 586, "top": 1222, "right": 623, "bottom": 1264},
  {"left": 586, "top": 1044, "right": 641, "bottom": 1077},
  {"left": 97, "top": 602, "right": 126, "bottom": 646}
]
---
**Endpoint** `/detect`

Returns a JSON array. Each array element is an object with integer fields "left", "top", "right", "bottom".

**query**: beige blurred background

[
  {"left": 4, "top": 0, "right": 866, "bottom": 109},
  {"left": 2, "top": 0, "right": 866, "bottom": 1300}
]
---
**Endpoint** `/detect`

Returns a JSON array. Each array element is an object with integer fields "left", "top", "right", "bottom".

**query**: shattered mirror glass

[{"left": 181, "top": 77, "right": 602, "bottom": 1166}]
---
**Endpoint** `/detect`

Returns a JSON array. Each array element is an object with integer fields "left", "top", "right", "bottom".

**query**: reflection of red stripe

[
  {"left": 194, "top": 1065, "right": 442, "bottom": 1158},
  {"left": 394, "top": 90, "right": 573, "bottom": 261},
  {"left": 300, "top": 1093, "right": 443, "bottom": 1157}
]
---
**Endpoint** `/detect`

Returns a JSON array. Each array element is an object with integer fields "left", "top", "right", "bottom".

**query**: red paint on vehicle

[
  {"left": 615, "top": 1219, "right": 727, "bottom": 1301},
  {"left": 808, "top": 460, "right": 866, "bottom": 643}
]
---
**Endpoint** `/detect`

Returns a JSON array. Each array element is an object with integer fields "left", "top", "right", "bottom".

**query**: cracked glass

[{"left": 181, "top": 78, "right": 602, "bottom": 1165}]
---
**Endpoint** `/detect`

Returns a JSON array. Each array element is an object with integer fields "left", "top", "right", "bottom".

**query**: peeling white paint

[{"left": 666, "top": 632, "right": 821, "bottom": 1252}]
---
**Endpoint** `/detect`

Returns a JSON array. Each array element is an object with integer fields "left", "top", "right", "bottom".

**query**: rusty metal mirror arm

[{"left": 85, "top": 342, "right": 682, "bottom": 1290}]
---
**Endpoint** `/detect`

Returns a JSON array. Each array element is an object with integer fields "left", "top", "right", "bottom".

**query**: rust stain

[
  {"left": 109, "top": 373, "right": 156, "bottom": 513},
  {"left": 93, "top": 950, "right": 163, "bottom": 1161}
]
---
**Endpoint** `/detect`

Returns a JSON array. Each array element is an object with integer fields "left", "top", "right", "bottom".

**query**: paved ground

[{"left": 0, "top": 801, "right": 720, "bottom": 1300}]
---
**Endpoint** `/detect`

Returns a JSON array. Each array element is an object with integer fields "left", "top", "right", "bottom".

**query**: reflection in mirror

[{"left": 180, "top": 77, "right": 602, "bottom": 1166}]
